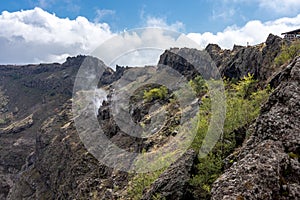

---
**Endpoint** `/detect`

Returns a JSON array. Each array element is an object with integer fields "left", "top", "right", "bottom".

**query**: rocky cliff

[
  {"left": 0, "top": 34, "right": 299, "bottom": 200},
  {"left": 0, "top": 56, "right": 126, "bottom": 199},
  {"left": 206, "top": 34, "right": 285, "bottom": 82},
  {"left": 211, "top": 57, "right": 300, "bottom": 199},
  {"left": 0, "top": 57, "right": 81, "bottom": 200}
]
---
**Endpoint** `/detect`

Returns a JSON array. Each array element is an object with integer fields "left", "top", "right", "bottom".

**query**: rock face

[
  {"left": 1, "top": 34, "right": 299, "bottom": 200},
  {"left": 0, "top": 57, "right": 82, "bottom": 199},
  {"left": 0, "top": 55, "right": 125, "bottom": 199},
  {"left": 159, "top": 34, "right": 285, "bottom": 84},
  {"left": 0, "top": 114, "right": 33, "bottom": 134},
  {"left": 206, "top": 34, "right": 285, "bottom": 81},
  {"left": 7, "top": 64, "right": 185, "bottom": 199},
  {"left": 211, "top": 57, "right": 300, "bottom": 199},
  {"left": 142, "top": 149, "right": 197, "bottom": 200},
  {"left": 158, "top": 48, "right": 219, "bottom": 80},
  {"left": 8, "top": 101, "right": 129, "bottom": 200}
]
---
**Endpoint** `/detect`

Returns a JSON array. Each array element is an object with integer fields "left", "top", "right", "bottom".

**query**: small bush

[
  {"left": 0, "top": 117, "right": 10, "bottom": 125},
  {"left": 189, "top": 76, "right": 208, "bottom": 96},
  {"left": 126, "top": 171, "right": 161, "bottom": 200},
  {"left": 0, "top": 118, "right": 6, "bottom": 125},
  {"left": 275, "top": 41, "right": 300, "bottom": 66},
  {"left": 143, "top": 86, "right": 168, "bottom": 102},
  {"left": 126, "top": 149, "right": 165, "bottom": 200}
]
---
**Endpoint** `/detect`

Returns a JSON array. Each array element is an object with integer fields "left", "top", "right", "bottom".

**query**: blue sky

[
  {"left": 0, "top": 0, "right": 300, "bottom": 64},
  {"left": 1, "top": 0, "right": 299, "bottom": 33}
]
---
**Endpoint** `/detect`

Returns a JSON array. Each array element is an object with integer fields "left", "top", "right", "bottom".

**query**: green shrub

[
  {"left": 128, "top": 75, "right": 271, "bottom": 199},
  {"left": 152, "top": 193, "right": 166, "bottom": 200},
  {"left": 126, "top": 171, "right": 162, "bottom": 200},
  {"left": 0, "top": 118, "right": 6, "bottom": 125},
  {"left": 126, "top": 149, "right": 165, "bottom": 200},
  {"left": 189, "top": 76, "right": 208, "bottom": 96},
  {"left": 0, "top": 117, "right": 9, "bottom": 125},
  {"left": 275, "top": 41, "right": 300, "bottom": 66},
  {"left": 288, "top": 152, "right": 299, "bottom": 160},
  {"left": 190, "top": 74, "right": 271, "bottom": 197},
  {"left": 230, "top": 73, "right": 257, "bottom": 98},
  {"left": 143, "top": 86, "right": 168, "bottom": 102},
  {"left": 126, "top": 147, "right": 178, "bottom": 199}
]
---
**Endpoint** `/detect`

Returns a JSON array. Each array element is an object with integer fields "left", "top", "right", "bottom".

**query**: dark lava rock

[
  {"left": 142, "top": 149, "right": 197, "bottom": 200},
  {"left": 158, "top": 48, "right": 200, "bottom": 80},
  {"left": 0, "top": 55, "right": 124, "bottom": 199},
  {"left": 2, "top": 34, "right": 298, "bottom": 200},
  {"left": 158, "top": 48, "right": 220, "bottom": 80},
  {"left": 161, "top": 34, "right": 284, "bottom": 83},
  {"left": 0, "top": 114, "right": 33, "bottom": 135},
  {"left": 211, "top": 57, "right": 300, "bottom": 200},
  {"left": 206, "top": 34, "right": 285, "bottom": 81},
  {"left": 8, "top": 101, "right": 130, "bottom": 200}
]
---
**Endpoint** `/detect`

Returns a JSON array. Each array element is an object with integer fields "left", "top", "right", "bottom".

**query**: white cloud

[
  {"left": 145, "top": 16, "right": 185, "bottom": 32},
  {"left": 0, "top": 7, "right": 114, "bottom": 64},
  {"left": 0, "top": 8, "right": 191, "bottom": 66},
  {"left": 1, "top": 7, "right": 300, "bottom": 67},
  {"left": 92, "top": 28, "right": 198, "bottom": 68},
  {"left": 94, "top": 9, "right": 115, "bottom": 22},
  {"left": 212, "top": 8, "right": 236, "bottom": 20},
  {"left": 187, "top": 14, "right": 300, "bottom": 49},
  {"left": 139, "top": 7, "right": 185, "bottom": 32},
  {"left": 258, "top": 0, "right": 300, "bottom": 14}
]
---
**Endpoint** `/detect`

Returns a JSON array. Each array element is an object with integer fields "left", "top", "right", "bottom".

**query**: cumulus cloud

[
  {"left": 0, "top": 7, "right": 114, "bottom": 64},
  {"left": 0, "top": 8, "right": 191, "bottom": 65},
  {"left": 1, "top": 7, "right": 300, "bottom": 66},
  {"left": 92, "top": 28, "right": 198, "bottom": 68},
  {"left": 187, "top": 14, "right": 300, "bottom": 49}
]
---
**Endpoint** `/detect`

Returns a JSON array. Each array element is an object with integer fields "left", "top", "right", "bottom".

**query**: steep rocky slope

[
  {"left": 7, "top": 64, "right": 191, "bottom": 199},
  {"left": 0, "top": 34, "right": 299, "bottom": 200},
  {"left": 142, "top": 149, "right": 197, "bottom": 200},
  {"left": 211, "top": 57, "right": 300, "bottom": 199},
  {"left": 205, "top": 34, "right": 285, "bottom": 82},
  {"left": 8, "top": 101, "right": 130, "bottom": 199},
  {"left": 0, "top": 57, "right": 81, "bottom": 200},
  {"left": 0, "top": 56, "right": 125, "bottom": 199}
]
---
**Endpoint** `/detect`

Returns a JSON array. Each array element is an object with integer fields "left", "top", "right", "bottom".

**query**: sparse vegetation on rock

[
  {"left": 143, "top": 86, "right": 168, "bottom": 103},
  {"left": 0, "top": 35, "right": 299, "bottom": 200},
  {"left": 274, "top": 40, "right": 300, "bottom": 66},
  {"left": 189, "top": 74, "right": 271, "bottom": 199}
]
